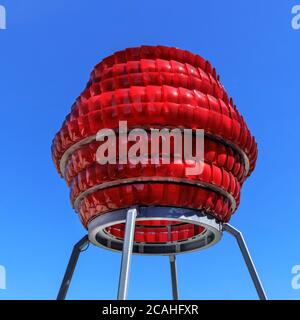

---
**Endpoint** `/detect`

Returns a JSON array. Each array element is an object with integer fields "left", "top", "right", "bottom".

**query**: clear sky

[{"left": 0, "top": 0, "right": 299, "bottom": 300}]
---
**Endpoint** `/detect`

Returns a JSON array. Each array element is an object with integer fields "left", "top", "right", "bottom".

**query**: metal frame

[
  {"left": 57, "top": 209, "right": 267, "bottom": 300},
  {"left": 88, "top": 207, "right": 222, "bottom": 255},
  {"left": 222, "top": 223, "right": 267, "bottom": 300},
  {"left": 169, "top": 255, "right": 179, "bottom": 300},
  {"left": 117, "top": 207, "right": 137, "bottom": 300},
  {"left": 57, "top": 235, "right": 89, "bottom": 300}
]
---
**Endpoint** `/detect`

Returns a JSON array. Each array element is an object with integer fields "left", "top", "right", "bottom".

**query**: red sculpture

[{"left": 52, "top": 45, "right": 257, "bottom": 246}]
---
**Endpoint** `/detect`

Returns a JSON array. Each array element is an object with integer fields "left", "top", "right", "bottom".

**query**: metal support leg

[
  {"left": 117, "top": 207, "right": 137, "bottom": 300},
  {"left": 169, "top": 255, "right": 179, "bottom": 300},
  {"left": 57, "top": 235, "right": 89, "bottom": 300},
  {"left": 223, "top": 224, "right": 267, "bottom": 300}
]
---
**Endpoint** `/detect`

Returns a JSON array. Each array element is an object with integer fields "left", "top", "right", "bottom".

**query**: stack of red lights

[{"left": 51, "top": 45, "right": 257, "bottom": 245}]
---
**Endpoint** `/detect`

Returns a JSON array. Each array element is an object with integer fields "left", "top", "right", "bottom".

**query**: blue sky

[{"left": 0, "top": 0, "right": 299, "bottom": 300}]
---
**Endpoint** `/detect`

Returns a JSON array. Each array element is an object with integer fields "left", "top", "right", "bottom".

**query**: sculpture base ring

[{"left": 88, "top": 206, "right": 222, "bottom": 255}]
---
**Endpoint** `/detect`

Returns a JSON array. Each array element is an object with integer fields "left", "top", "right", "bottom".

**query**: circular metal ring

[
  {"left": 59, "top": 130, "right": 250, "bottom": 178},
  {"left": 88, "top": 206, "right": 223, "bottom": 255},
  {"left": 73, "top": 178, "right": 236, "bottom": 212}
]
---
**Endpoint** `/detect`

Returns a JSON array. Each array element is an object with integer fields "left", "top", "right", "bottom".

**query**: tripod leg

[
  {"left": 223, "top": 224, "right": 267, "bottom": 300},
  {"left": 169, "top": 255, "right": 179, "bottom": 300},
  {"left": 57, "top": 235, "right": 89, "bottom": 300},
  {"left": 117, "top": 208, "right": 137, "bottom": 300}
]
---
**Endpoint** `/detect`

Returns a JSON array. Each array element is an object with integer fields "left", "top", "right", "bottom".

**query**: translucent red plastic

[
  {"left": 78, "top": 183, "right": 231, "bottom": 227},
  {"left": 64, "top": 137, "right": 245, "bottom": 186},
  {"left": 51, "top": 45, "right": 258, "bottom": 233}
]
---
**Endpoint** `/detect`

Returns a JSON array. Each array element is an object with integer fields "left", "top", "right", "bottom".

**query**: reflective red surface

[
  {"left": 51, "top": 45, "right": 258, "bottom": 234},
  {"left": 106, "top": 221, "right": 206, "bottom": 243}
]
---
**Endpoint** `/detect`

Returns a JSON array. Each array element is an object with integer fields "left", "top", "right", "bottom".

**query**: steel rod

[
  {"left": 169, "top": 255, "right": 179, "bottom": 300},
  {"left": 223, "top": 223, "right": 267, "bottom": 300},
  {"left": 117, "top": 207, "right": 137, "bottom": 300},
  {"left": 57, "top": 235, "right": 89, "bottom": 300}
]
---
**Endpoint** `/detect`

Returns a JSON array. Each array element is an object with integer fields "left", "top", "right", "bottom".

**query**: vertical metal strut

[
  {"left": 117, "top": 207, "right": 138, "bottom": 300},
  {"left": 169, "top": 255, "right": 179, "bottom": 300},
  {"left": 223, "top": 223, "right": 267, "bottom": 300},
  {"left": 57, "top": 235, "right": 89, "bottom": 300}
]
